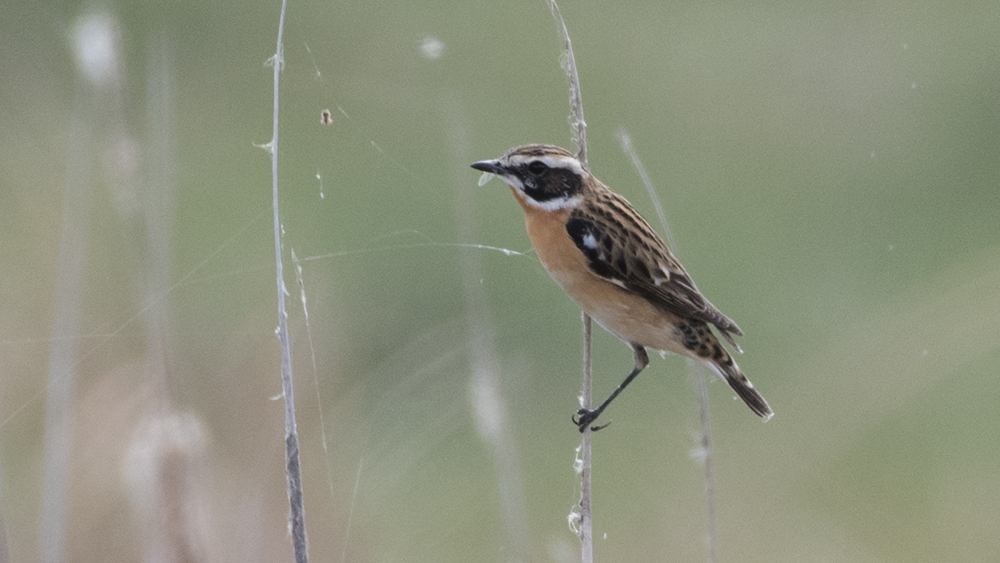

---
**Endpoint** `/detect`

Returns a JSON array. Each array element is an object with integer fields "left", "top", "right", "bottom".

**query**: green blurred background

[{"left": 2, "top": 0, "right": 999, "bottom": 561}]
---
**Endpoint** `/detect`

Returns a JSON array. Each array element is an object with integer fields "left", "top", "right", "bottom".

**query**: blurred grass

[{"left": 1, "top": 0, "right": 999, "bottom": 562}]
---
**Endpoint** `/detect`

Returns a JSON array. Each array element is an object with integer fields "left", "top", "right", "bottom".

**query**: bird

[{"left": 471, "top": 144, "right": 772, "bottom": 432}]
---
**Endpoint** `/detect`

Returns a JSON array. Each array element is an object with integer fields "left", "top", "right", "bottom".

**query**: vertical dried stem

[
  {"left": 545, "top": 2, "right": 591, "bottom": 562},
  {"left": 40, "top": 103, "right": 91, "bottom": 563},
  {"left": 547, "top": 0, "right": 588, "bottom": 167},
  {"left": 448, "top": 91, "right": 530, "bottom": 562},
  {"left": 269, "top": 1, "right": 309, "bottom": 561},
  {"left": 618, "top": 129, "right": 718, "bottom": 563},
  {"left": 577, "top": 313, "right": 594, "bottom": 563},
  {"left": 616, "top": 130, "right": 676, "bottom": 252},
  {"left": 691, "top": 362, "right": 717, "bottom": 563}
]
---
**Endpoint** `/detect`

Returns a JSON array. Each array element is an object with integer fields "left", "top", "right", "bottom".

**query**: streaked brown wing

[{"left": 565, "top": 196, "right": 742, "bottom": 338}]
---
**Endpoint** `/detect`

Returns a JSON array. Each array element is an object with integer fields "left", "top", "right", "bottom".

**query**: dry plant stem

[
  {"left": 40, "top": 97, "right": 92, "bottom": 563},
  {"left": 691, "top": 362, "right": 718, "bottom": 563},
  {"left": 143, "top": 32, "right": 177, "bottom": 400},
  {"left": 617, "top": 130, "right": 676, "bottom": 252},
  {"left": 618, "top": 129, "right": 718, "bottom": 563},
  {"left": 270, "top": 0, "right": 309, "bottom": 561},
  {"left": 578, "top": 313, "right": 594, "bottom": 563},
  {"left": 447, "top": 92, "right": 530, "bottom": 560},
  {"left": 547, "top": 0, "right": 588, "bottom": 167},
  {"left": 135, "top": 35, "right": 209, "bottom": 562},
  {"left": 545, "top": 2, "right": 592, "bottom": 561}
]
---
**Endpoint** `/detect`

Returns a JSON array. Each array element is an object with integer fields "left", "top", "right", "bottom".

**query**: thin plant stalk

[
  {"left": 40, "top": 14, "right": 128, "bottom": 561},
  {"left": 40, "top": 104, "right": 92, "bottom": 563},
  {"left": 268, "top": 0, "right": 309, "bottom": 561},
  {"left": 131, "top": 33, "right": 209, "bottom": 563},
  {"left": 691, "top": 361, "right": 717, "bottom": 563},
  {"left": 545, "top": 2, "right": 591, "bottom": 562},
  {"left": 547, "top": 0, "right": 588, "bottom": 168},
  {"left": 578, "top": 313, "right": 593, "bottom": 563},
  {"left": 447, "top": 91, "right": 530, "bottom": 561},
  {"left": 618, "top": 129, "right": 718, "bottom": 563},
  {"left": 143, "top": 32, "right": 176, "bottom": 400}
]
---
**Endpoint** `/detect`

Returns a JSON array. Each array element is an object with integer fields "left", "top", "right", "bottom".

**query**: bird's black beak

[{"left": 471, "top": 159, "right": 503, "bottom": 174}]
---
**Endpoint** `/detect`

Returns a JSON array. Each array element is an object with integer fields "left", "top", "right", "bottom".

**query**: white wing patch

[
  {"left": 582, "top": 233, "right": 597, "bottom": 249},
  {"left": 653, "top": 265, "right": 670, "bottom": 286}
]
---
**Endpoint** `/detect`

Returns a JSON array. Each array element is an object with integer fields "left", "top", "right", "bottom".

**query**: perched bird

[{"left": 472, "top": 144, "right": 772, "bottom": 432}]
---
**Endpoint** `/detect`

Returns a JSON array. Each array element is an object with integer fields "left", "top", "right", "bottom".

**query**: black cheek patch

[
  {"left": 550, "top": 169, "right": 582, "bottom": 198},
  {"left": 516, "top": 165, "right": 583, "bottom": 203},
  {"left": 521, "top": 183, "right": 547, "bottom": 203}
]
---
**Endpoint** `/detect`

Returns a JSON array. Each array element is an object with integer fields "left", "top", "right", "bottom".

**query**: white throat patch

[{"left": 512, "top": 188, "right": 583, "bottom": 211}]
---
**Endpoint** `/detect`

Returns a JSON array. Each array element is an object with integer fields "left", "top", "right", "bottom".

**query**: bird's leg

[{"left": 574, "top": 345, "right": 649, "bottom": 432}]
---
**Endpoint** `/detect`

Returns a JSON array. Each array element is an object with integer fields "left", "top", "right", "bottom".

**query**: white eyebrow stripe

[{"left": 505, "top": 154, "right": 587, "bottom": 177}]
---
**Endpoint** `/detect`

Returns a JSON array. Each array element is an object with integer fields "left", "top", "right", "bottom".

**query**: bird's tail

[{"left": 710, "top": 352, "right": 773, "bottom": 421}]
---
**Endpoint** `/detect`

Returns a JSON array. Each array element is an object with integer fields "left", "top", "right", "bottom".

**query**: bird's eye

[{"left": 527, "top": 161, "right": 549, "bottom": 176}]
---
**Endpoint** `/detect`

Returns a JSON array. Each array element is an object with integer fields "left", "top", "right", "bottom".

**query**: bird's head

[{"left": 472, "top": 144, "right": 590, "bottom": 211}]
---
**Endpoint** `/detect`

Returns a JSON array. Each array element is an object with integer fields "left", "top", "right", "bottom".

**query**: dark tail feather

[
  {"left": 710, "top": 357, "right": 773, "bottom": 421},
  {"left": 717, "top": 327, "right": 744, "bottom": 354}
]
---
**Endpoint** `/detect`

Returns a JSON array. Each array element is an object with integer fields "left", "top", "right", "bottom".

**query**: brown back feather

[{"left": 566, "top": 184, "right": 743, "bottom": 339}]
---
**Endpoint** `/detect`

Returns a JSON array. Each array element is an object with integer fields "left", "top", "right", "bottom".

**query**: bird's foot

[{"left": 572, "top": 408, "right": 610, "bottom": 433}]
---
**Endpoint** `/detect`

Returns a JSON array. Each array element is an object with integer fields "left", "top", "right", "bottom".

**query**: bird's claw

[{"left": 572, "top": 408, "right": 608, "bottom": 433}]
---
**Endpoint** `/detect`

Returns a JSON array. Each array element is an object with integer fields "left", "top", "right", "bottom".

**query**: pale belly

[{"left": 546, "top": 267, "right": 690, "bottom": 357}]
